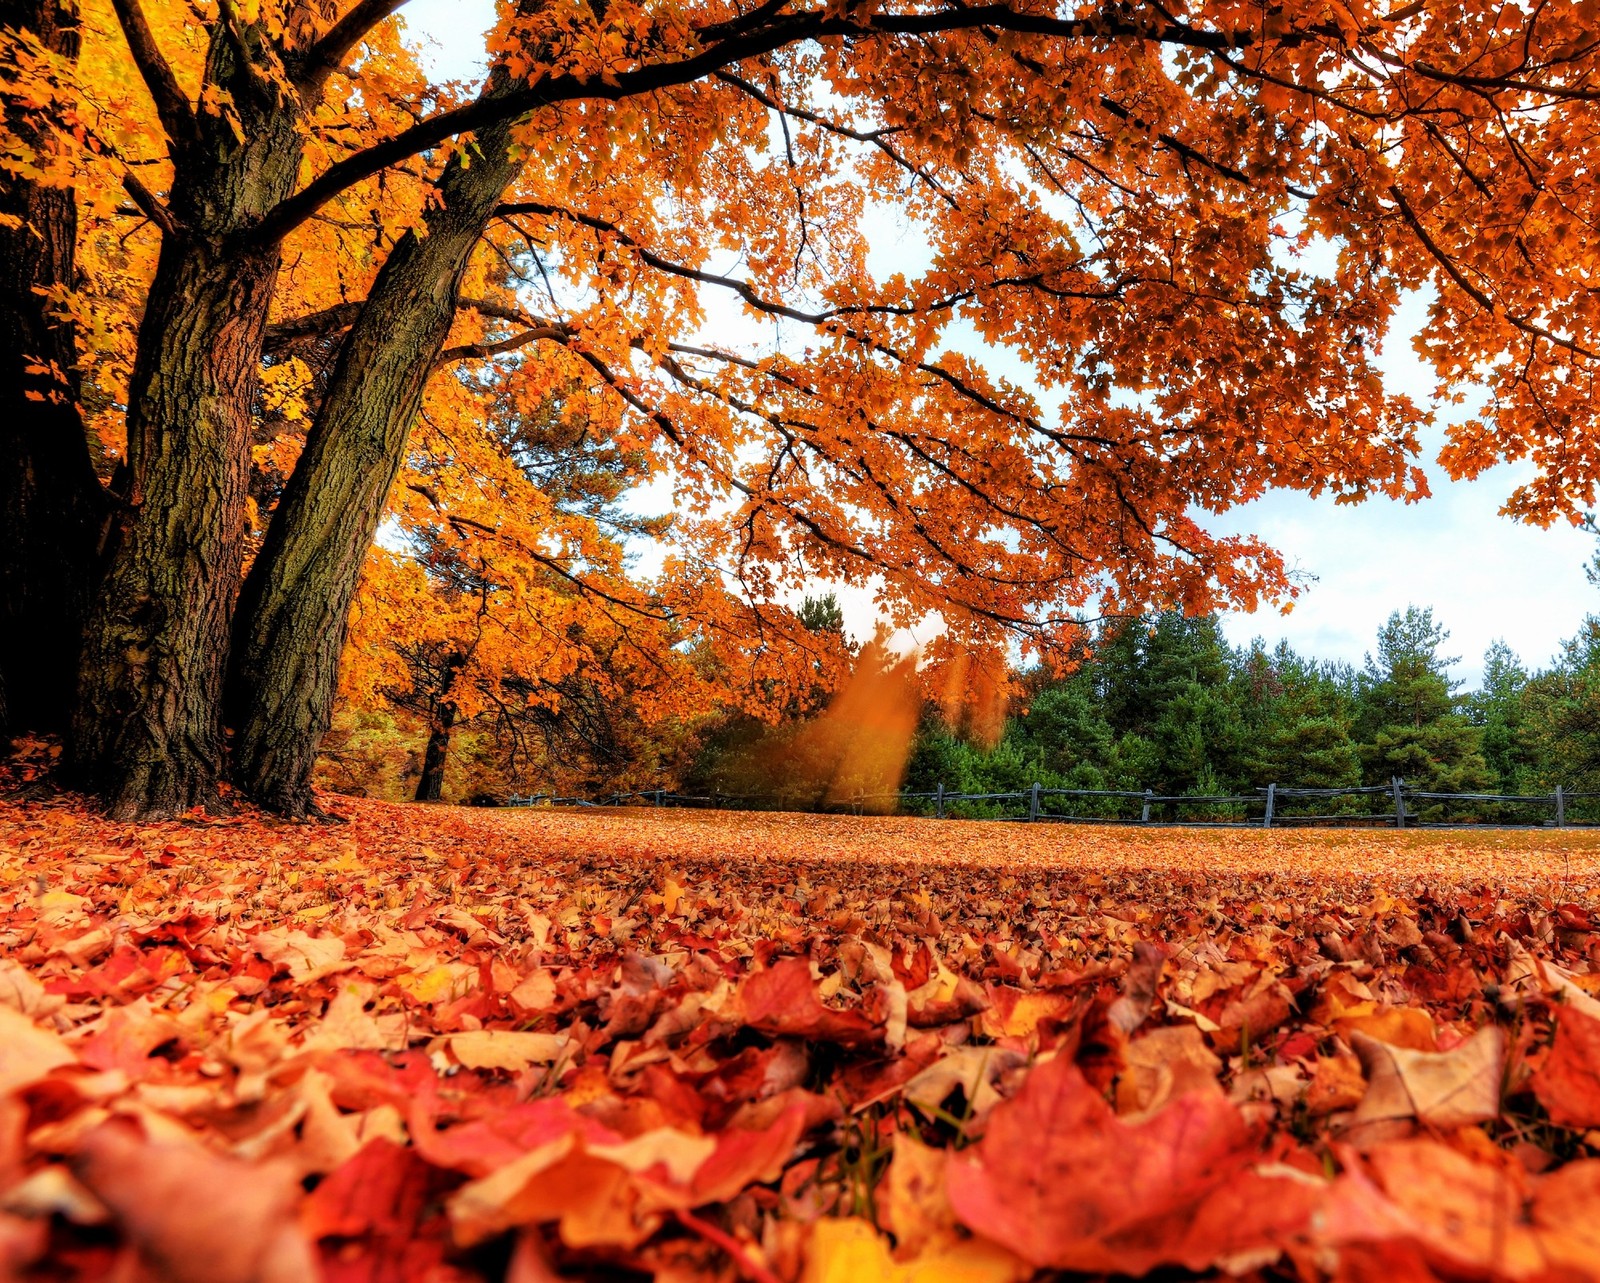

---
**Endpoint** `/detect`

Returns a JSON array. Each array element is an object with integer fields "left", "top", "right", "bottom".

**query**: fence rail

[{"left": 499, "top": 778, "right": 1600, "bottom": 829}]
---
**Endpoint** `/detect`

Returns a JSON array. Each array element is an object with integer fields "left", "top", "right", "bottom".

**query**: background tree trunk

[
  {"left": 414, "top": 703, "right": 457, "bottom": 802},
  {"left": 227, "top": 101, "right": 527, "bottom": 816},
  {"left": 68, "top": 24, "right": 304, "bottom": 818},
  {"left": 0, "top": 0, "right": 109, "bottom": 738}
]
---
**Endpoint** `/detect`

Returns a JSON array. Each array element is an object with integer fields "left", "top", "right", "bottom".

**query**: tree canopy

[{"left": 6, "top": 0, "right": 1600, "bottom": 816}]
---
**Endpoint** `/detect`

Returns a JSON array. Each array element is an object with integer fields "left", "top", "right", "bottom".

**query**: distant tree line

[
  {"left": 684, "top": 580, "right": 1600, "bottom": 822},
  {"left": 325, "top": 570, "right": 1600, "bottom": 816},
  {"left": 890, "top": 605, "right": 1600, "bottom": 818}
]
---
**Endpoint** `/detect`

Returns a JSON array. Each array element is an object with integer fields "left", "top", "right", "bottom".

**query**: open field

[
  {"left": 4, "top": 793, "right": 1600, "bottom": 1280},
  {"left": 439, "top": 804, "right": 1600, "bottom": 890}
]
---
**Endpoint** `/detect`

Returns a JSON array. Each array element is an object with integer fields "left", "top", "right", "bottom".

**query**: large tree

[
  {"left": 11, "top": 0, "right": 1600, "bottom": 816},
  {"left": 0, "top": 0, "right": 107, "bottom": 735}
]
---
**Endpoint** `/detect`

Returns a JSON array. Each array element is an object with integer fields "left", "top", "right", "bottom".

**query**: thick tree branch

[
  {"left": 295, "top": 0, "right": 412, "bottom": 97},
  {"left": 249, "top": 3, "right": 1251, "bottom": 245},
  {"left": 262, "top": 300, "right": 366, "bottom": 352},
  {"left": 436, "top": 324, "right": 568, "bottom": 366},
  {"left": 264, "top": 294, "right": 543, "bottom": 355},
  {"left": 120, "top": 172, "right": 180, "bottom": 237},
  {"left": 108, "top": 0, "right": 198, "bottom": 148}
]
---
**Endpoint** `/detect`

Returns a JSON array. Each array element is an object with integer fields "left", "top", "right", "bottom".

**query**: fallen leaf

[
  {"left": 803, "top": 1218, "right": 1027, "bottom": 1283},
  {"left": 446, "top": 1030, "right": 569, "bottom": 1072},
  {"left": 1107, "top": 942, "right": 1168, "bottom": 1035},
  {"left": 945, "top": 1055, "right": 1311, "bottom": 1274},
  {"left": 882, "top": 1132, "right": 953, "bottom": 1257},
  {"left": 739, "top": 957, "right": 882, "bottom": 1046},
  {"left": 1115, "top": 1024, "right": 1223, "bottom": 1115},
  {"left": 904, "top": 1045, "right": 1025, "bottom": 1121},
  {"left": 0, "top": 1005, "right": 76, "bottom": 1095},
  {"left": 1348, "top": 1026, "right": 1504, "bottom": 1132},
  {"left": 1532, "top": 1003, "right": 1600, "bottom": 1129},
  {"left": 72, "top": 1119, "right": 316, "bottom": 1283}
]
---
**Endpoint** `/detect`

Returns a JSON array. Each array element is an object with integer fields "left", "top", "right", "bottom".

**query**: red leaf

[
  {"left": 305, "top": 1139, "right": 462, "bottom": 1283},
  {"left": 739, "top": 957, "right": 882, "bottom": 1046},
  {"left": 1533, "top": 1004, "right": 1600, "bottom": 1129},
  {"left": 946, "top": 1056, "right": 1315, "bottom": 1273}
]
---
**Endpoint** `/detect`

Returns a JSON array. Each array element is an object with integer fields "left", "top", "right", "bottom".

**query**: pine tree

[
  {"left": 1468, "top": 640, "right": 1536, "bottom": 794},
  {"left": 1356, "top": 608, "right": 1492, "bottom": 796},
  {"left": 1237, "top": 641, "right": 1361, "bottom": 790}
]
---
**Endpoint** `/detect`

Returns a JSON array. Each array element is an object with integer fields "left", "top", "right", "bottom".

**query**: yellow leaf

[
  {"left": 446, "top": 1030, "right": 569, "bottom": 1072},
  {"left": 803, "top": 1219, "right": 1028, "bottom": 1282}
]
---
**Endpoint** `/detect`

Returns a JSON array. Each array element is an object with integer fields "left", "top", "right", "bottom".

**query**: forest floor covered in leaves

[{"left": 5, "top": 791, "right": 1600, "bottom": 1281}]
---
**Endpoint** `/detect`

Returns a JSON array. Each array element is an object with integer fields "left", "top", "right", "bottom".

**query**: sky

[{"left": 398, "top": 0, "right": 1600, "bottom": 688}]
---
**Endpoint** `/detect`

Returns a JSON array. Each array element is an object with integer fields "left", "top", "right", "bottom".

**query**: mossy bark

[
  {"left": 228, "top": 102, "right": 527, "bottom": 816},
  {"left": 69, "top": 23, "right": 304, "bottom": 818}
]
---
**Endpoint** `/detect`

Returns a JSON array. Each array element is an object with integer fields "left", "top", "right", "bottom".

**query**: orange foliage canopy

[
  {"left": 4, "top": 791, "right": 1600, "bottom": 1279},
  {"left": 12, "top": 0, "right": 1600, "bottom": 698}
]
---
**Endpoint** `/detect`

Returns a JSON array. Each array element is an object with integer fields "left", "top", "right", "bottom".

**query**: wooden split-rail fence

[{"left": 500, "top": 778, "right": 1600, "bottom": 829}]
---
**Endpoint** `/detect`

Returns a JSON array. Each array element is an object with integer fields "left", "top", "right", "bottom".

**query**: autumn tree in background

[
  {"left": 330, "top": 370, "right": 782, "bottom": 804},
  {"left": 10, "top": 0, "right": 1600, "bottom": 817}
]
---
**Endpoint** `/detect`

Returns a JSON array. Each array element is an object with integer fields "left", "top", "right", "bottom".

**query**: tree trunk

[
  {"left": 68, "top": 25, "right": 304, "bottom": 818},
  {"left": 0, "top": 0, "right": 108, "bottom": 737},
  {"left": 414, "top": 703, "right": 457, "bottom": 802},
  {"left": 227, "top": 98, "right": 527, "bottom": 816}
]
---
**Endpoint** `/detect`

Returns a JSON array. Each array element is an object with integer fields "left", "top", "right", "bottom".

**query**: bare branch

[
  {"left": 108, "top": 0, "right": 198, "bottom": 148},
  {"left": 435, "top": 324, "right": 568, "bottom": 366},
  {"left": 120, "top": 171, "right": 180, "bottom": 237},
  {"left": 295, "top": 0, "right": 412, "bottom": 97}
]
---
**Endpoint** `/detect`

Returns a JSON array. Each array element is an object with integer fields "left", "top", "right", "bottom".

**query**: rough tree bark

[
  {"left": 0, "top": 0, "right": 109, "bottom": 737},
  {"left": 227, "top": 93, "right": 528, "bottom": 816},
  {"left": 68, "top": 11, "right": 307, "bottom": 817}
]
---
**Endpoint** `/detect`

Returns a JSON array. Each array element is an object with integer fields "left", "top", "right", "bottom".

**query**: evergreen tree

[
  {"left": 1468, "top": 640, "right": 1536, "bottom": 793},
  {"left": 1237, "top": 640, "right": 1362, "bottom": 789},
  {"left": 798, "top": 593, "right": 847, "bottom": 638},
  {"left": 1356, "top": 608, "right": 1492, "bottom": 795},
  {"left": 1516, "top": 619, "right": 1600, "bottom": 807},
  {"left": 1012, "top": 671, "right": 1115, "bottom": 779},
  {"left": 1097, "top": 613, "right": 1245, "bottom": 792}
]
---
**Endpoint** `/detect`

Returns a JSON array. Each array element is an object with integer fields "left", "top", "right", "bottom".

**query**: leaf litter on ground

[{"left": 3, "top": 792, "right": 1600, "bottom": 1279}]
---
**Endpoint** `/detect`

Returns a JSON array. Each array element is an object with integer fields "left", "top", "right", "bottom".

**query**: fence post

[
  {"left": 1392, "top": 776, "right": 1405, "bottom": 829},
  {"left": 1264, "top": 783, "right": 1276, "bottom": 830},
  {"left": 1556, "top": 785, "right": 1567, "bottom": 828},
  {"left": 936, "top": 782, "right": 945, "bottom": 820},
  {"left": 1030, "top": 782, "right": 1040, "bottom": 822},
  {"left": 1141, "top": 789, "right": 1153, "bottom": 824}
]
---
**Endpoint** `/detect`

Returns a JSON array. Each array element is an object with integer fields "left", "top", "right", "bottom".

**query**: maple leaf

[
  {"left": 0, "top": 1004, "right": 76, "bottom": 1095},
  {"left": 1532, "top": 1003, "right": 1600, "bottom": 1130},
  {"left": 738, "top": 956, "right": 883, "bottom": 1046},
  {"left": 71, "top": 1120, "right": 316, "bottom": 1283},
  {"left": 1347, "top": 1026, "right": 1505, "bottom": 1133},
  {"left": 946, "top": 1055, "right": 1318, "bottom": 1273}
]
